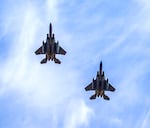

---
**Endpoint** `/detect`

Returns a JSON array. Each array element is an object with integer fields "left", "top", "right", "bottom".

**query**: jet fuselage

[
  {"left": 35, "top": 23, "right": 66, "bottom": 64},
  {"left": 85, "top": 62, "right": 115, "bottom": 100}
]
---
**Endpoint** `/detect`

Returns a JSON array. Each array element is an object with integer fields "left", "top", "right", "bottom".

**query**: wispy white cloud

[
  {"left": 0, "top": 0, "right": 150, "bottom": 128},
  {"left": 0, "top": 0, "right": 93, "bottom": 128},
  {"left": 54, "top": 1, "right": 150, "bottom": 128},
  {"left": 63, "top": 99, "right": 93, "bottom": 128},
  {"left": 141, "top": 108, "right": 150, "bottom": 128}
]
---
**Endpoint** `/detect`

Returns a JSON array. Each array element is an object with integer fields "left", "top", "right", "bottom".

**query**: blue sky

[{"left": 0, "top": 0, "right": 150, "bottom": 128}]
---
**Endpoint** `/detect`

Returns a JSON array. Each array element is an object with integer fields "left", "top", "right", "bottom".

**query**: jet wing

[
  {"left": 104, "top": 80, "right": 115, "bottom": 92},
  {"left": 35, "top": 46, "right": 43, "bottom": 55},
  {"left": 85, "top": 80, "right": 96, "bottom": 91},
  {"left": 35, "top": 43, "right": 47, "bottom": 55},
  {"left": 58, "top": 46, "right": 66, "bottom": 55}
]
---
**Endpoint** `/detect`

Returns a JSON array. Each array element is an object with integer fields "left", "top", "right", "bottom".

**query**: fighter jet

[
  {"left": 35, "top": 23, "right": 66, "bottom": 64},
  {"left": 85, "top": 62, "right": 115, "bottom": 100}
]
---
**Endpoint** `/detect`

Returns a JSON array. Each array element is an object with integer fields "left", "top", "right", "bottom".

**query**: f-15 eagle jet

[
  {"left": 35, "top": 23, "right": 66, "bottom": 64},
  {"left": 85, "top": 62, "right": 115, "bottom": 100}
]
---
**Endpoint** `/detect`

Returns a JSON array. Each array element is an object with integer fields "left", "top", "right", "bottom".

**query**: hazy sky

[{"left": 0, "top": 0, "right": 150, "bottom": 128}]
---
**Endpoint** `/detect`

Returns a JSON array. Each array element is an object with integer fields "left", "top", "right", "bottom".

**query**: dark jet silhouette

[
  {"left": 85, "top": 62, "right": 115, "bottom": 100},
  {"left": 35, "top": 23, "right": 66, "bottom": 64}
]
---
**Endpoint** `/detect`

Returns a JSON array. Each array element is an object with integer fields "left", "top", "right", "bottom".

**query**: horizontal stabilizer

[
  {"left": 54, "top": 58, "right": 61, "bottom": 64},
  {"left": 40, "top": 58, "right": 47, "bottom": 64},
  {"left": 90, "top": 94, "right": 96, "bottom": 100},
  {"left": 103, "top": 95, "right": 110, "bottom": 100}
]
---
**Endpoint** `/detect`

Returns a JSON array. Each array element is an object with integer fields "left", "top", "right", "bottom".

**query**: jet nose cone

[
  {"left": 100, "top": 61, "right": 102, "bottom": 67},
  {"left": 50, "top": 22, "right": 52, "bottom": 27}
]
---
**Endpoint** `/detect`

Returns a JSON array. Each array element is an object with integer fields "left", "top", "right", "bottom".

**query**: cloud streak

[
  {"left": 142, "top": 108, "right": 150, "bottom": 128},
  {"left": 0, "top": 0, "right": 93, "bottom": 128},
  {"left": 0, "top": 0, "right": 150, "bottom": 128}
]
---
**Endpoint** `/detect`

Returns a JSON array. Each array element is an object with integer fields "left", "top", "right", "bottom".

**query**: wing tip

[
  {"left": 85, "top": 87, "right": 88, "bottom": 91},
  {"left": 35, "top": 51, "right": 38, "bottom": 55}
]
